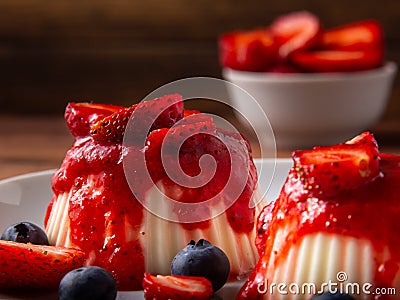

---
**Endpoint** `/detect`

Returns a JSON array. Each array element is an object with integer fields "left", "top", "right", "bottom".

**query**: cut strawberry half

[
  {"left": 183, "top": 109, "right": 200, "bottom": 117},
  {"left": 145, "top": 114, "right": 217, "bottom": 184},
  {"left": 90, "top": 104, "right": 137, "bottom": 143},
  {"left": 122, "top": 94, "right": 184, "bottom": 146},
  {"left": 90, "top": 94, "right": 184, "bottom": 144},
  {"left": 321, "top": 20, "right": 383, "bottom": 51},
  {"left": 270, "top": 10, "right": 322, "bottom": 59},
  {"left": 290, "top": 49, "right": 383, "bottom": 72},
  {"left": 142, "top": 273, "right": 213, "bottom": 300},
  {"left": 219, "top": 28, "right": 278, "bottom": 71},
  {"left": 65, "top": 102, "right": 123, "bottom": 138},
  {"left": 293, "top": 131, "right": 381, "bottom": 197},
  {"left": 0, "top": 240, "right": 85, "bottom": 289}
]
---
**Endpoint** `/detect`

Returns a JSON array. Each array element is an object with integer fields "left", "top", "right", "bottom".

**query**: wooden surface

[
  {"left": 0, "top": 115, "right": 399, "bottom": 181},
  {"left": 0, "top": 0, "right": 399, "bottom": 117},
  {"left": 0, "top": 1, "right": 399, "bottom": 180}
]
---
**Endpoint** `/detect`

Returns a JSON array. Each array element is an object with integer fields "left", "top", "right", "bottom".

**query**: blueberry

[
  {"left": 310, "top": 292, "right": 355, "bottom": 300},
  {"left": 59, "top": 266, "right": 117, "bottom": 300},
  {"left": 171, "top": 239, "right": 230, "bottom": 292},
  {"left": 1, "top": 222, "right": 49, "bottom": 245}
]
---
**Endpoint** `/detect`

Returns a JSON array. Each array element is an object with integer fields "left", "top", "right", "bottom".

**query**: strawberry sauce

[
  {"left": 238, "top": 153, "right": 400, "bottom": 299},
  {"left": 45, "top": 124, "right": 258, "bottom": 290}
]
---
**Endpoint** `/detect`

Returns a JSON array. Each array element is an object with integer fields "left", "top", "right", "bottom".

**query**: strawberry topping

[
  {"left": 292, "top": 131, "right": 380, "bottom": 196},
  {"left": 90, "top": 104, "right": 137, "bottom": 143},
  {"left": 90, "top": 94, "right": 184, "bottom": 144},
  {"left": 65, "top": 102, "right": 122, "bottom": 138},
  {"left": 47, "top": 94, "right": 258, "bottom": 290},
  {"left": 237, "top": 132, "right": 400, "bottom": 299}
]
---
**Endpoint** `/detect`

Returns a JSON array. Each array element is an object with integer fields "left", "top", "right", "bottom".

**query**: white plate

[{"left": 0, "top": 158, "right": 293, "bottom": 299}]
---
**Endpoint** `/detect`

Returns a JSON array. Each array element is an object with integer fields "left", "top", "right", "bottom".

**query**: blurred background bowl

[{"left": 223, "top": 61, "right": 397, "bottom": 150}]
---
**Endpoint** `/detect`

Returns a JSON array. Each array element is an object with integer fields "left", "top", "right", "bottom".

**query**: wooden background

[{"left": 0, "top": 0, "right": 399, "bottom": 119}]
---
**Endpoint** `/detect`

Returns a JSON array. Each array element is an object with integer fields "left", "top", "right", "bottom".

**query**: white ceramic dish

[
  {"left": 0, "top": 158, "right": 293, "bottom": 300},
  {"left": 223, "top": 62, "right": 397, "bottom": 150}
]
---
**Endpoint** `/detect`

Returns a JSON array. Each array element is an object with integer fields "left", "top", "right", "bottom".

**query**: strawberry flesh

[
  {"left": 321, "top": 20, "right": 383, "bottom": 51},
  {"left": 90, "top": 104, "right": 137, "bottom": 143},
  {"left": 290, "top": 49, "right": 383, "bottom": 72},
  {"left": 293, "top": 131, "right": 380, "bottom": 197},
  {"left": 270, "top": 11, "right": 322, "bottom": 59},
  {"left": 142, "top": 273, "right": 213, "bottom": 300},
  {"left": 65, "top": 102, "right": 122, "bottom": 138},
  {"left": 0, "top": 240, "right": 85, "bottom": 289},
  {"left": 219, "top": 29, "right": 278, "bottom": 71},
  {"left": 92, "top": 94, "right": 184, "bottom": 144}
]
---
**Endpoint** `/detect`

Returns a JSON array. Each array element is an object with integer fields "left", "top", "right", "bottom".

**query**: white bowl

[{"left": 223, "top": 62, "right": 397, "bottom": 149}]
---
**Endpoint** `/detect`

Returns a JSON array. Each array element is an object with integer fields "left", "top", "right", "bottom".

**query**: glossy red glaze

[
  {"left": 237, "top": 153, "right": 400, "bottom": 299},
  {"left": 45, "top": 103, "right": 258, "bottom": 290}
]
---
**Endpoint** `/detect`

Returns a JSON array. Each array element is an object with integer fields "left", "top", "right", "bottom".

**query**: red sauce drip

[
  {"left": 45, "top": 127, "right": 258, "bottom": 289},
  {"left": 46, "top": 137, "right": 145, "bottom": 290},
  {"left": 238, "top": 154, "right": 400, "bottom": 299}
]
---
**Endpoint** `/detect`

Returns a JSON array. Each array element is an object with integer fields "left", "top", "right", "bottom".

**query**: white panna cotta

[
  {"left": 237, "top": 133, "right": 400, "bottom": 300},
  {"left": 46, "top": 178, "right": 264, "bottom": 287}
]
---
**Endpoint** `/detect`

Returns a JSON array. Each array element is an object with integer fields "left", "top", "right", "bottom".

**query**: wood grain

[{"left": 0, "top": 0, "right": 399, "bottom": 117}]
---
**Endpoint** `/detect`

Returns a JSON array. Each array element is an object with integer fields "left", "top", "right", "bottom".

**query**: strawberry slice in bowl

[
  {"left": 290, "top": 48, "right": 384, "bottom": 72},
  {"left": 142, "top": 273, "right": 213, "bottom": 300},
  {"left": 321, "top": 19, "right": 383, "bottom": 51},
  {"left": 0, "top": 240, "right": 85, "bottom": 289},
  {"left": 219, "top": 28, "right": 278, "bottom": 72},
  {"left": 270, "top": 10, "right": 322, "bottom": 59}
]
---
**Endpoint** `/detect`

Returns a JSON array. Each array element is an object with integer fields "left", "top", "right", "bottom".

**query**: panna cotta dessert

[
  {"left": 44, "top": 94, "right": 263, "bottom": 290},
  {"left": 237, "top": 132, "right": 400, "bottom": 300}
]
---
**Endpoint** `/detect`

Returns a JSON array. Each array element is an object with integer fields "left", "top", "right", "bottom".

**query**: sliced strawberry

[
  {"left": 90, "top": 104, "right": 137, "bottom": 143},
  {"left": 90, "top": 94, "right": 184, "bottom": 144},
  {"left": 292, "top": 132, "right": 380, "bottom": 197},
  {"left": 219, "top": 28, "right": 278, "bottom": 71},
  {"left": 321, "top": 20, "right": 383, "bottom": 51},
  {"left": 290, "top": 49, "right": 383, "bottom": 72},
  {"left": 184, "top": 109, "right": 200, "bottom": 117},
  {"left": 65, "top": 102, "right": 122, "bottom": 137},
  {"left": 270, "top": 11, "right": 322, "bottom": 59},
  {"left": 144, "top": 114, "right": 216, "bottom": 185},
  {"left": 0, "top": 240, "right": 85, "bottom": 289},
  {"left": 142, "top": 273, "right": 213, "bottom": 300},
  {"left": 122, "top": 94, "right": 184, "bottom": 146}
]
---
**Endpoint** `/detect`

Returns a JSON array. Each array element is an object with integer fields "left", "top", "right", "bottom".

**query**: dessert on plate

[
  {"left": 44, "top": 94, "right": 263, "bottom": 290},
  {"left": 237, "top": 132, "right": 400, "bottom": 300}
]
